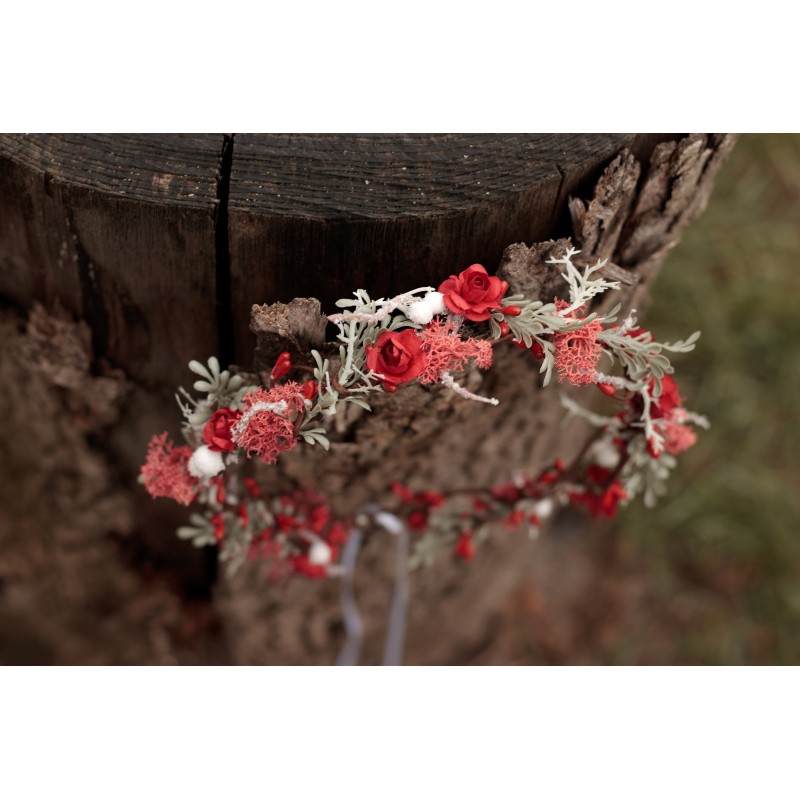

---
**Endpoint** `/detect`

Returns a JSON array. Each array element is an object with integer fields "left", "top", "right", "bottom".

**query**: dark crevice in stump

[{"left": 214, "top": 133, "right": 236, "bottom": 369}]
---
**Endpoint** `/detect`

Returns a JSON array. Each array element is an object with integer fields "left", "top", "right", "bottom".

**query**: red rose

[
  {"left": 365, "top": 329, "right": 427, "bottom": 392},
  {"left": 203, "top": 408, "right": 242, "bottom": 452},
  {"left": 438, "top": 264, "right": 508, "bottom": 322}
]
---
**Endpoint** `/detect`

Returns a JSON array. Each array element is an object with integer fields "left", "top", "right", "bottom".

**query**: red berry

[
  {"left": 498, "top": 321, "right": 511, "bottom": 337},
  {"left": 529, "top": 342, "right": 545, "bottom": 359},
  {"left": 302, "top": 380, "right": 318, "bottom": 399},
  {"left": 597, "top": 382, "right": 616, "bottom": 397},
  {"left": 454, "top": 533, "right": 475, "bottom": 561},
  {"left": 390, "top": 482, "right": 415, "bottom": 504},
  {"left": 646, "top": 438, "right": 662, "bottom": 459},
  {"left": 407, "top": 510, "right": 429, "bottom": 532},
  {"left": 503, "top": 305, "right": 522, "bottom": 317},
  {"left": 271, "top": 351, "right": 292, "bottom": 381},
  {"left": 244, "top": 477, "right": 261, "bottom": 498}
]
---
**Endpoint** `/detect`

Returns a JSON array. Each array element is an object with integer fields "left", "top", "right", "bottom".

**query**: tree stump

[{"left": 0, "top": 134, "right": 735, "bottom": 664}]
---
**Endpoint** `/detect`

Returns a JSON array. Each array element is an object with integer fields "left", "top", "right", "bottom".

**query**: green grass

[{"left": 615, "top": 134, "right": 800, "bottom": 664}]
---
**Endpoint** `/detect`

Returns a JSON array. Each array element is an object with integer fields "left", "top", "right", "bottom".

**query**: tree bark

[{"left": 0, "top": 134, "right": 735, "bottom": 664}]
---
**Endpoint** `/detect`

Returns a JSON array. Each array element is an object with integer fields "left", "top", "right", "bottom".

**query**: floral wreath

[{"left": 140, "top": 247, "right": 708, "bottom": 582}]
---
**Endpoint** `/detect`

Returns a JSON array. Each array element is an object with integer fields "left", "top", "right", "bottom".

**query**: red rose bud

[
  {"left": 270, "top": 351, "right": 292, "bottom": 381},
  {"left": 502, "top": 305, "right": 522, "bottom": 317},
  {"left": 454, "top": 533, "right": 475, "bottom": 561},
  {"left": 214, "top": 478, "right": 226, "bottom": 505},
  {"left": 529, "top": 342, "right": 545, "bottom": 359},
  {"left": 498, "top": 321, "right": 511, "bottom": 337},
  {"left": 302, "top": 380, "right": 318, "bottom": 400},
  {"left": 203, "top": 408, "right": 243, "bottom": 453},
  {"left": 211, "top": 513, "right": 225, "bottom": 543},
  {"left": 597, "top": 382, "right": 616, "bottom": 397}
]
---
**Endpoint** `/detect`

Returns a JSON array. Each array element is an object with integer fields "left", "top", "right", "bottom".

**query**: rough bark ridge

[
  {"left": 216, "top": 134, "right": 736, "bottom": 665},
  {"left": 0, "top": 134, "right": 735, "bottom": 665}
]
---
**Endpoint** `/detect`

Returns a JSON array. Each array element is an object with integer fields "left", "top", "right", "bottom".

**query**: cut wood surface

[{"left": 0, "top": 134, "right": 735, "bottom": 664}]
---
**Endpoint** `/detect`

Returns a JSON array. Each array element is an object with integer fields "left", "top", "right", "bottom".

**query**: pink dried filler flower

[
  {"left": 418, "top": 318, "right": 493, "bottom": 384},
  {"left": 233, "top": 382, "right": 306, "bottom": 464},
  {"left": 140, "top": 433, "right": 197, "bottom": 505},
  {"left": 553, "top": 318, "right": 603, "bottom": 386}
]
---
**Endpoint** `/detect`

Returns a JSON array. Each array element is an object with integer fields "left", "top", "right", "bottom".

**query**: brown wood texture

[{"left": 0, "top": 134, "right": 735, "bottom": 665}]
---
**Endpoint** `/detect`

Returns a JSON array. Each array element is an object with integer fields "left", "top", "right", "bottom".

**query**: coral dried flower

[
  {"left": 140, "top": 433, "right": 198, "bottom": 506},
  {"left": 553, "top": 318, "right": 603, "bottom": 386},
  {"left": 233, "top": 383, "right": 306, "bottom": 465},
  {"left": 418, "top": 318, "right": 493, "bottom": 385}
]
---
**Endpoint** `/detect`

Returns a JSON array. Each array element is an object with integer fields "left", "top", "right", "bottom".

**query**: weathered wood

[
  {"left": 0, "top": 134, "right": 735, "bottom": 665},
  {"left": 226, "top": 134, "right": 669, "bottom": 366},
  {"left": 0, "top": 134, "right": 223, "bottom": 387}
]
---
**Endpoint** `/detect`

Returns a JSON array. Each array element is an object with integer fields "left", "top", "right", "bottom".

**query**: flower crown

[{"left": 140, "top": 247, "right": 707, "bottom": 579}]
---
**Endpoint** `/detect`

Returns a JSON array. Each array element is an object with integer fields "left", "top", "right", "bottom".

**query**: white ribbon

[{"left": 334, "top": 508, "right": 410, "bottom": 667}]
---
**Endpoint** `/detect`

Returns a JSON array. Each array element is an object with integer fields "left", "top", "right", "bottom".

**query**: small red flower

[
  {"left": 438, "top": 264, "right": 508, "bottom": 322},
  {"left": 570, "top": 481, "right": 628, "bottom": 519},
  {"left": 203, "top": 408, "right": 243, "bottom": 453},
  {"left": 390, "top": 481, "right": 415, "bottom": 504},
  {"left": 650, "top": 376, "right": 683, "bottom": 419},
  {"left": 407, "top": 509, "right": 429, "bottom": 532},
  {"left": 454, "top": 532, "right": 475, "bottom": 561},
  {"left": 291, "top": 554, "right": 328, "bottom": 579},
  {"left": 365, "top": 329, "right": 427, "bottom": 392},
  {"left": 211, "top": 513, "right": 225, "bottom": 542},
  {"left": 417, "top": 491, "right": 445, "bottom": 509}
]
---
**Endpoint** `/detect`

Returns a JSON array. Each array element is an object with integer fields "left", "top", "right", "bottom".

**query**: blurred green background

[
  {"left": 619, "top": 134, "right": 800, "bottom": 664},
  {"left": 496, "top": 134, "right": 800, "bottom": 665}
]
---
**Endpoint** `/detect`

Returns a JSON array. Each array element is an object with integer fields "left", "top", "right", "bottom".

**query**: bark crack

[
  {"left": 215, "top": 134, "right": 236, "bottom": 368},
  {"left": 66, "top": 208, "right": 109, "bottom": 361}
]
